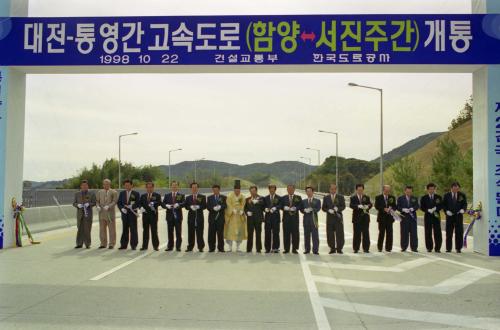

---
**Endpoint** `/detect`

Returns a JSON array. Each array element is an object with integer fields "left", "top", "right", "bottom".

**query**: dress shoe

[
  {"left": 165, "top": 247, "right": 173, "bottom": 251},
  {"left": 456, "top": 250, "right": 461, "bottom": 253},
  {"left": 176, "top": 248, "right": 181, "bottom": 252},
  {"left": 303, "top": 251, "right": 310, "bottom": 254},
  {"left": 209, "top": 250, "right": 215, "bottom": 253},
  {"left": 353, "top": 250, "right": 359, "bottom": 253},
  {"left": 74, "top": 245, "right": 82, "bottom": 249},
  {"left": 292, "top": 250, "right": 298, "bottom": 254},
  {"left": 153, "top": 247, "right": 159, "bottom": 251},
  {"left": 140, "top": 247, "right": 147, "bottom": 251},
  {"left": 283, "top": 250, "right": 289, "bottom": 254},
  {"left": 85, "top": 246, "right": 91, "bottom": 249},
  {"left": 337, "top": 250, "right": 343, "bottom": 254},
  {"left": 329, "top": 250, "right": 335, "bottom": 254},
  {"left": 364, "top": 250, "right": 370, "bottom": 253},
  {"left": 313, "top": 252, "right": 319, "bottom": 255},
  {"left": 98, "top": 246, "right": 106, "bottom": 249},
  {"left": 185, "top": 249, "right": 192, "bottom": 252},
  {"left": 118, "top": 246, "right": 127, "bottom": 250},
  {"left": 108, "top": 246, "right": 114, "bottom": 249},
  {"left": 131, "top": 247, "right": 137, "bottom": 250}
]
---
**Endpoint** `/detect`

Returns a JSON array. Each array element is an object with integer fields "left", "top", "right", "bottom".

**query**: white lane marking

[
  {"left": 299, "top": 253, "right": 331, "bottom": 330},
  {"left": 320, "top": 296, "right": 500, "bottom": 330},
  {"left": 308, "top": 257, "right": 434, "bottom": 272},
  {"left": 90, "top": 243, "right": 167, "bottom": 281},
  {"left": 313, "top": 267, "right": 492, "bottom": 294},
  {"left": 416, "top": 252, "right": 500, "bottom": 276}
]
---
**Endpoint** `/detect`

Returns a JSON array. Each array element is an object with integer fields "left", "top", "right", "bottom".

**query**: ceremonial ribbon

[
  {"left": 125, "top": 204, "right": 138, "bottom": 217},
  {"left": 11, "top": 198, "right": 40, "bottom": 247},
  {"left": 464, "top": 202, "right": 482, "bottom": 248},
  {"left": 389, "top": 208, "right": 402, "bottom": 222}
]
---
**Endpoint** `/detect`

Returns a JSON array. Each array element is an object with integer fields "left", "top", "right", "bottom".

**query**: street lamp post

[
  {"left": 118, "top": 132, "right": 138, "bottom": 189},
  {"left": 318, "top": 130, "right": 339, "bottom": 188},
  {"left": 300, "top": 156, "right": 311, "bottom": 189},
  {"left": 194, "top": 158, "right": 205, "bottom": 182},
  {"left": 168, "top": 148, "right": 182, "bottom": 187},
  {"left": 348, "top": 82, "right": 384, "bottom": 193},
  {"left": 306, "top": 147, "right": 321, "bottom": 192}
]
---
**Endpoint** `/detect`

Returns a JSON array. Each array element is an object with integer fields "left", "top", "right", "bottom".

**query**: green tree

[{"left": 390, "top": 156, "right": 425, "bottom": 195}]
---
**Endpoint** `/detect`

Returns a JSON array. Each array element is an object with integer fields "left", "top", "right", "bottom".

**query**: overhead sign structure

[{"left": 0, "top": 14, "right": 500, "bottom": 66}]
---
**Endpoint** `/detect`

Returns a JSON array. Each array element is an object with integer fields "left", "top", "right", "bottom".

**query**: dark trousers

[
  {"left": 142, "top": 215, "right": 159, "bottom": 249},
  {"left": 120, "top": 215, "right": 138, "bottom": 248},
  {"left": 353, "top": 219, "right": 370, "bottom": 252},
  {"left": 76, "top": 216, "right": 92, "bottom": 247},
  {"left": 377, "top": 219, "right": 393, "bottom": 252},
  {"left": 187, "top": 219, "right": 205, "bottom": 251},
  {"left": 326, "top": 217, "right": 344, "bottom": 252},
  {"left": 400, "top": 217, "right": 418, "bottom": 251},
  {"left": 446, "top": 216, "right": 463, "bottom": 251},
  {"left": 247, "top": 217, "right": 263, "bottom": 252},
  {"left": 208, "top": 218, "right": 225, "bottom": 252},
  {"left": 282, "top": 216, "right": 299, "bottom": 252},
  {"left": 166, "top": 218, "right": 182, "bottom": 250},
  {"left": 424, "top": 216, "right": 442, "bottom": 251},
  {"left": 264, "top": 218, "right": 280, "bottom": 252},
  {"left": 304, "top": 218, "right": 319, "bottom": 253}
]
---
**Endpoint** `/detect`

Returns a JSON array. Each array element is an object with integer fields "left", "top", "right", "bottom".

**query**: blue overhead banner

[{"left": 0, "top": 14, "right": 499, "bottom": 65}]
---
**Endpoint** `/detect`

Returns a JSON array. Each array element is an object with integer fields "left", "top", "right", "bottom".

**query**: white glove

[
  {"left": 246, "top": 211, "right": 253, "bottom": 216},
  {"left": 232, "top": 209, "right": 237, "bottom": 214},
  {"left": 252, "top": 199, "right": 258, "bottom": 204},
  {"left": 409, "top": 208, "right": 414, "bottom": 212},
  {"left": 104, "top": 205, "right": 109, "bottom": 211},
  {"left": 149, "top": 202, "right": 154, "bottom": 208},
  {"left": 264, "top": 208, "right": 270, "bottom": 213},
  {"left": 402, "top": 208, "right": 410, "bottom": 213},
  {"left": 96, "top": 205, "right": 101, "bottom": 212},
  {"left": 173, "top": 203, "right": 179, "bottom": 209},
  {"left": 84, "top": 202, "right": 90, "bottom": 208},
  {"left": 358, "top": 204, "right": 364, "bottom": 209},
  {"left": 446, "top": 210, "right": 453, "bottom": 216},
  {"left": 305, "top": 207, "right": 312, "bottom": 213},
  {"left": 190, "top": 205, "right": 197, "bottom": 211},
  {"left": 166, "top": 204, "right": 172, "bottom": 209},
  {"left": 328, "top": 209, "right": 335, "bottom": 214},
  {"left": 214, "top": 205, "right": 221, "bottom": 211},
  {"left": 121, "top": 208, "right": 127, "bottom": 214},
  {"left": 77, "top": 203, "right": 83, "bottom": 208},
  {"left": 239, "top": 210, "right": 244, "bottom": 215},
  {"left": 290, "top": 206, "right": 297, "bottom": 212},
  {"left": 334, "top": 206, "right": 339, "bottom": 212},
  {"left": 271, "top": 207, "right": 277, "bottom": 213},
  {"left": 284, "top": 206, "right": 290, "bottom": 211},
  {"left": 459, "top": 209, "right": 465, "bottom": 214},
  {"left": 363, "top": 205, "right": 369, "bottom": 210},
  {"left": 139, "top": 207, "right": 146, "bottom": 214},
  {"left": 427, "top": 209, "right": 434, "bottom": 214}
]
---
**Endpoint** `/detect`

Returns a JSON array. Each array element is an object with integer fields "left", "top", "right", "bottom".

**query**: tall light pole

[
  {"left": 194, "top": 158, "right": 205, "bottom": 182},
  {"left": 306, "top": 147, "right": 321, "bottom": 192},
  {"left": 348, "top": 82, "right": 384, "bottom": 193},
  {"left": 168, "top": 148, "right": 182, "bottom": 187},
  {"left": 318, "top": 130, "right": 339, "bottom": 188},
  {"left": 118, "top": 132, "right": 138, "bottom": 189},
  {"left": 300, "top": 156, "right": 311, "bottom": 189}
]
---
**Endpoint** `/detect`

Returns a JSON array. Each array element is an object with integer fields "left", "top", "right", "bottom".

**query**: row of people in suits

[{"left": 74, "top": 179, "right": 467, "bottom": 255}]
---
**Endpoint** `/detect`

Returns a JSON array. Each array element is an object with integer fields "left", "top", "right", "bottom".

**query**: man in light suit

[
  {"left": 72, "top": 180, "right": 96, "bottom": 249},
  {"left": 300, "top": 186, "right": 322, "bottom": 255},
  {"left": 162, "top": 180, "right": 185, "bottom": 252},
  {"left": 397, "top": 185, "right": 420, "bottom": 252},
  {"left": 96, "top": 179, "right": 118, "bottom": 249},
  {"left": 117, "top": 179, "right": 140, "bottom": 250},
  {"left": 322, "top": 183, "right": 346, "bottom": 254}
]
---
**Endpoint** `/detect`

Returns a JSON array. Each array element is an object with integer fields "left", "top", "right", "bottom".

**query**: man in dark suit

[
  {"left": 374, "top": 185, "right": 397, "bottom": 252},
  {"left": 117, "top": 179, "right": 140, "bottom": 250},
  {"left": 280, "top": 184, "right": 302, "bottom": 254},
  {"left": 184, "top": 182, "right": 207, "bottom": 252},
  {"left": 301, "top": 186, "right": 322, "bottom": 255},
  {"left": 442, "top": 182, "right": 467, "bottom": 253},
  {"left": 322, "top": 183, "right": 346, "bottom": 254},
  {"left": 264, "top": 184, "right": 281, "bottom": 253},
  {"left": 420, "top": 183, "right": 443, "bottom": 253},
  {"left": 349, "top": 183, "right": 372, "bottom": 253},
  {"left": 397, "top": 185, "right": 420, "bottom": 252},
  {"left": 244, "top": 186, "right": 265, "bottom": 253},
  {"left": 161, "top": 180, "right": 185, "bottom": 252},
  {"left": 207, "top": 184, "right": 227, "bottom": 252},
  {"left": 139, "top": 182, "right": 161, "bottom": 251}
]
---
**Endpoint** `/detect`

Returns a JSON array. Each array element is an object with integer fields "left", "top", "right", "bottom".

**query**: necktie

[
  {"left": 289, "top": 195, "right": 293, "bottom": 207},
  {"left": 173, "top": 192, "right": 176, "bottom": 203},
  {"left": 148, "top": 193, "right": 151, "bottom": 201},
  {"left": 193, "top": 195, "right": 197, "bottom": 205},
  {"left": 126, "top": 191, "right": 130, "bottom": 204},
  {"left": 384, "top": 195, "right": 387, "bottom": 206}
]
